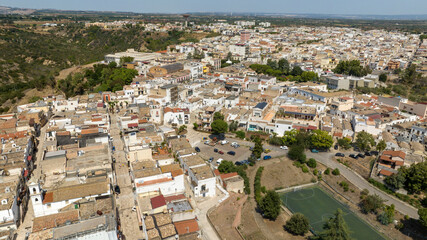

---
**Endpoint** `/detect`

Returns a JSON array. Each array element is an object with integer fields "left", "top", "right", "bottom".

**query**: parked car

[
  {"left": 227, "top": 151, "right": 236, "bottom": 156},
  {"left": 242, "top": 160, "right": 250, "bottom": 165},
  {"left": 195, "top": 147, "right": 200, "bottom": 152},
  {"left": 204, "top": 140, "right": 210, "bottom": 145},
  {"left": 249, "top": 147, "right": 254, "bottom": 151},
  {"left": 264, "top": 149, "right": 271, "bottom": 153},
  {"left": 334, "top": 144, "right": 339, "bottom": 150},
  {"left": 208, "top": 157, "right": 214, "bottom": 163},
  {"left": 370, "top": 151, "right": 379, "bottom": 156},
  {"left": 231, "top": 142, "right": 240, "bottom": 148},
  {"left": 280, "top": 146, "right": 288, "bottom": 150},
  {"left": 235, "top": 161, "right": 243, "bottom": 166},
  {"left": 221, "top": 140, "right": 229, "bottom": 145},
  {"left": 365, "top": 151, "right": 372, "bottom": 156},
  {"left": 114, "top": 185, "right": 121, "bottom": 194},
  {"left": 216, "top": 158, "right": 224, "bottom": 164},
  {"left": 263, "top": 155, "right": 272, "bottom": 160},
  {"left": 311, "top": 149, "right": 319, "bottom": 153},
  {"left": 349, "top": 154, "right": 358, "bottom": 159},
  {"left": 214, "top": 148, "right": 218, "bottom": 153},
  {"left": 218, "top": 150, "right": 224, "bottom": 155},
  {"left": 357, "top": 153, "right": 365, "bottom": 158},
  {"left": 335, "top": 153, "right": 345, "bottom": 157}
]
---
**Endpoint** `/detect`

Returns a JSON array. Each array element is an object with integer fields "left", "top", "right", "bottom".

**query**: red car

[{"left": 218, "top": 150, "right": 224, "bottom": 155}]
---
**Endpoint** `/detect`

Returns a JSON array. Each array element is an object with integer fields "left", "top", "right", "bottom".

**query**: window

[
  {"left": 33, "top": 188, "right": 37, "bottom": 194},
  {"left": 35, "top": 198, "right": 38, "bottom": 202}
]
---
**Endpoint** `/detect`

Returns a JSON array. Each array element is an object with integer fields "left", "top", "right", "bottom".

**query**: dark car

[
  {"left": 227, "top": 151, "right": 236, "bottom": 156},
  {"left": 357, "top": 153, "right": 365, "bottom": 158},
  {"left": 335, "top": 153, "right": 345, "bottom": 157},
  {"left": 334, "top": 144, "right": 339, "bottom": 150},
  {"left": 208, "top": 157, "right": 214, "bottom": 163},
  {"left": 263, "top": 155, "right": 272, "bottom": 160},
  {"left": 249, "top": 147, "right": 254, "bottom": 151},
  {"left": 370, "top": 151, "right": 379, "bottom": 156},
  {"left": 114, "top": 185, "right": 121, "bottom": 194},
  {"left": 214, "top": 148, "right": 218, "bottom": 153},
  {"left": 242, "top": 160, "right": 250, "bottom": 165},
  {"left": 195, "top": 147, "right": 200, "bottom": 152},
  {"left": 235, "top": 161, "right": 243, "bottom": 166},
  {"left": 311, "top": 149, "right": 319, "bottom": 153},
  {"left": 218, "top": 150, "right": 224, "bottom": 155},
  {"left": 349, "top": 154, "right": 358, "bottom": 159},
  {"left": 365, "top": 151, "right": 372, "bottom": 156}
]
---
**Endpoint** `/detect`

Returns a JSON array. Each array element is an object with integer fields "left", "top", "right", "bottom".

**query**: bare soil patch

[{"left": 335, "top": 156, "right": 376, "bottom": 179}]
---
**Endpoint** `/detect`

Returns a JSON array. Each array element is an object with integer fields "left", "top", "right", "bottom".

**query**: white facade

[{"left": 134, "top": 172, "right": 185, "bottom": 196}]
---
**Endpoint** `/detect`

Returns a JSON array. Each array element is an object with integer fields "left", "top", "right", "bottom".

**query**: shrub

[
  {"left": 361, "top": 194, "right": 384, "bottom": 214},
  {"left": 332, "top": 168, "right": 340, "bottom": 176},
  {"left": 235, "top": 131, "right": 245, "bottom": 139},
  {"left": 259, "top": 190, "right": 281, "bottom": 220},
  {"left": 324, "top": 168, "right": 330, "bottom": 175},
  {"left": 301, "top": 165, "right": 309, "bottom": 173},
  {"left": 340, "top": 181, "right": 349, "bottom": 192},
  {"left": 285, "top": 213, "right": 310, "bottom": 235},
  {"left": 307, "top": 158, "right": 317, "bottom": 168},
  {"left": 313, "top": 169, "right": 318, "bottom": 176}
]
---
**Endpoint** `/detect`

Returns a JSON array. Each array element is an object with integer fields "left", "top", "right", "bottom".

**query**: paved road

[
  {"left": 110, "top": 112, "right": 144, "bottom": 239},
  {"left": 306, "top": 151, "right": 419, "bottom": 219}
]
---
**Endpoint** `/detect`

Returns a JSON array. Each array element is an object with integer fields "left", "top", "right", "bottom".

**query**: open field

[
  {"left": 261, "top": 158, "right": 313, "bottom": 190},
  {"left": 281, "top": 186, "right": 385, "bottom": 240}
]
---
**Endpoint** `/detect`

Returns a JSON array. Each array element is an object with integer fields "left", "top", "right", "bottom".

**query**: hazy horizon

[{"left": 1, "top": 0, "right": 427, "bottom": 16}]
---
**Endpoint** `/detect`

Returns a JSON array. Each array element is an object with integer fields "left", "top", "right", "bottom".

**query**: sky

[{"left": 1, "top": 0, "right": 427, "bottom": 15}]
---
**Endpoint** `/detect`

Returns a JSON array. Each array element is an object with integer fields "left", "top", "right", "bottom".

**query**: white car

[
  {"left": 280, "top": 146, "right": 288, "bottom": 150},
  {"left": 231, "top": 142, "right": 239, "bottom": 148},
  {"left": 216, "top": 158, "right": 224, "bottom": 164},
  {"left": 221, "top": 140, "right": 229, "bottom": 145},
  {"left": 204, "top": 140, "right": 210, "bottom": 145}
]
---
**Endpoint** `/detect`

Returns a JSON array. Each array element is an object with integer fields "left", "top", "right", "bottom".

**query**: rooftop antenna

[{"left": 182, "top": 14, "right": 190, "bottom": 28}]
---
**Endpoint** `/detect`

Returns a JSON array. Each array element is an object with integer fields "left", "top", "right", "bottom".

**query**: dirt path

[{"left": 55, "top": 62, "right": 100, "bottom": 81}]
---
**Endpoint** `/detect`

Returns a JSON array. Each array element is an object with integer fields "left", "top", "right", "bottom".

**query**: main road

[{"left": 305, "top": 151, "right": 419, "bottom": 219}]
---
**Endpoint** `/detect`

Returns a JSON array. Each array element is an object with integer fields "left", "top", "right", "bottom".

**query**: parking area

[{"left": 195, "top": 138, "right": 287, "bottom": 166}]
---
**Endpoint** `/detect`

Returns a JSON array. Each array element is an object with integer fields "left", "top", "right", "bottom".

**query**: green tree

[
  {"left": 355, "top": 131, "right": 375, "bottom": 152},
  {"left": 379, "top": 73, "right": 387, "bottom": 82},
  {"left": 376, "top": 140, "right": 386, "bottom": 152},
  {"left": 193, "top": 123, "right": 199, "bottom": 130},
  {"left": 177, "top": 125, "right": 187, "bottom": 134},
  {"left": 337, "top": 138, "right": 352, "bottom": 150},
  {"left": 252, "top": 136, "right": 264, "bottom": 159},
  {"left": 402, "top": 161, "right": 427, "bottom": 194},
  {"left": 333, "top": 60, "right": 371, "bottom": 77},
  {"left": 377, "top": 204, "right": 395, "bottom": 225},
  {"left": 360, "top": 194, "right": 384, "bottom": 214},
  {"left": 319, "top": 209, "right": 352, "bottom": 240},
  {"left": 307, "top": 158, "right": 317, "bottom": 168},
  {"left": 285, "top": 213, "right": 310, "bottom": 236},
  {"left": 332, "top": 168, "right": 340, "bottom": 176},
  {"left": 384, "top": 172, "right": 405, "bottom": 190},
  {"left": 278, "top": 58, "right": 290, "bottom": 74},
  {"left": 288, "top": 145, "right": 306, "bottom": 163},
  {"left": 229, "top": 120, "right": 239, "bottom": 132},
  {"left": 235, "top": 131, "right": 245, "bottom": 139},
  {"left": 213, "top": 112, "right": 224, "bottom": 121},
  {"left": 259, "top": 190, "right": 281, "bottom": 220},
  {"left": 282, "top": 129, "right": 298, "bottom": 146},
  {"left": 120, "top": 56, "right": 134, "bottom": 64},
  {"left": 418, "top": 208, "right": 427, "bottom": 228},
  {"left": 218, "top": 160, "right": 237, "bottom": 173},
  {"left": 301, "top": 71, "right": 319, "bottom": 82},
  {"left": 291, "top": 66, "right": 303, "bottom": 76},
  {"left": 211, "top": 119, "right": 228, "bottom": 135},
  {"left": 310, "top": 130, "right": 333, "bottom": 150}
]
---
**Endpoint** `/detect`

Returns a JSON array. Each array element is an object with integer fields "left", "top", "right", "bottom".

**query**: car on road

[
  {"left": 280, "top": 146, "right": 288, "bottom": 150},
  {"left": 218, "top": 150, "right": 224, "bottom": 155},
  {"left": 216, "top": 158, "right": 224, "bottom": 164},
  {"left": 365, "top": 151, "right": 372, "bottom": 156},
  {"left": 204, "top": 140, "right": 210, "bottom": 145},
  {"left": 264, "top": 148, "right": 271, "bottom": 153},
  {"left": 357, "top": 153, "right": 365, "bottom": 158},
  {"left": 263, "top": 155, "right": 272, "bottom": 160},
  {"left": 311, "top": 149, "right": 319, "bottom": 153},
  {"left": 195, "top": 147, "right": 200, "bottom": 152},
  {"left": 227, "top": 151, "right": 236, "bottom": 156},
  {"left": 214, "top": 148, "right": 218, "bottom": 153},
  {"left": 114, "top": 185, "right": 121, "bottom": 194},
  {"left": 335, "top": 153, "right": 345, "bottom": 157},
  {"left": 208, "top": 157, "right": 214, "bottom": 163},
  {"left": 221, "top": 140, "right": 229, "bottom": 145},
  {"left": 349, "top": 154, "right": 358, "bottom": 159}
]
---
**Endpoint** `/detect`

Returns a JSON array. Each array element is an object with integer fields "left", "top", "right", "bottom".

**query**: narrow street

[
  {"left": 110, "top": 112, "right": 144, "bottom": 239},
  {"left": 306, "top": 151, "right": 419, "bottom": 219}
]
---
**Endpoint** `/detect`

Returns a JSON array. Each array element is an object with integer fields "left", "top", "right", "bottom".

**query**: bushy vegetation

[
  {"left": 250, "top": 58, "right": 318, "bottom": 82},
  {"left": 333, "top": 60, "right": 372, "bottom": 77},
  {"left": 360, "top": 194, "right": 384, "bottom": 214},
  {"left": 254, "top": 167, "right": 265, "bottom": 204},
  {"left": 285, "top": 213, "right": 310, "bottom": 235},
  {"left": 259, "top": 190, "right": 282, "bottom": 220},
  {"left": 384, "top": 161, "right": 427, "bottom": 194}
]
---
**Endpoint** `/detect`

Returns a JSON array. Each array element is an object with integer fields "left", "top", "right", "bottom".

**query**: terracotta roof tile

[{"left": 174, "top": 219, "right": 199, "bottom": 235}]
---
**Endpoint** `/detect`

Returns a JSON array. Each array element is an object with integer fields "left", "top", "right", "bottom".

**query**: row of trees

[
  {"left": 333, "top": 60, "right": 372, "bottom": 77},
  {"left": 336, "top": 132, "right": 386, "bottom": 152},
  {"left": 250, "top": 58, "right": 319, "bottom": 82},
  {"left": 270, "top": 129, "right": 334, "bottom": 150}
]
